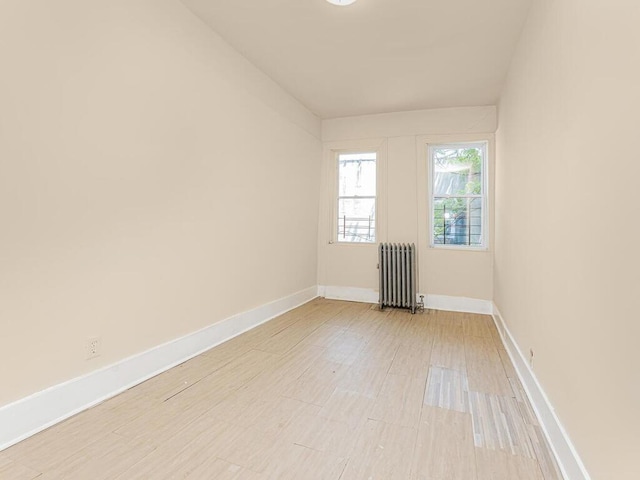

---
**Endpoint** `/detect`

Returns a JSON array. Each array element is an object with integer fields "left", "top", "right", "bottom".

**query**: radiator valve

[{"left": 417, "top": 295, "right": 425, "bottom": 313}]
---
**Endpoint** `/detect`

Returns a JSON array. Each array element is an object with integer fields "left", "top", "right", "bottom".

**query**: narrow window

[
  {"left": 337, "top": 152, "right": 376, "bottom": 243},
  {"left": 429, "top": 143, "right": 487, "bottom": 248}
]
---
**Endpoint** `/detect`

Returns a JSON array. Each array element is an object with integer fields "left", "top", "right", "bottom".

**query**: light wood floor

[{"left": 1, "top": 299, "right": 564, "bottom": 479}]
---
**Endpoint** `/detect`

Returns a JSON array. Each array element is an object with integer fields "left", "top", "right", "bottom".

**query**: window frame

[
  {"left": 334, "top": 150, "right": 378, "bottom": 244},
  {"left": 428, "top": 141, "right": 489, "bottom": 250}
]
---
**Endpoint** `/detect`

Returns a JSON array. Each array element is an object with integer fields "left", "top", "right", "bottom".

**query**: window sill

[
  {"left": 429, "top": 244, "right": 489, "bottom": 252},
  {"left": 329, "top": 241, "right": 377, "bottom": 246}
]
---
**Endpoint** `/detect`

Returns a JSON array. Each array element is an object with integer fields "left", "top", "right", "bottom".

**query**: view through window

[
  {"left": 430, "top": 143, "right": 486, "bottom": 247},
  {"left": 337, "top": 152, "right": 376, "bottom": 243}
]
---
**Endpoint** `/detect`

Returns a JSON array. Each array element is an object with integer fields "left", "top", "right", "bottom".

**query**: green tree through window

[{"left": 431, "top": 144, "right": 485, "bottom": 247}]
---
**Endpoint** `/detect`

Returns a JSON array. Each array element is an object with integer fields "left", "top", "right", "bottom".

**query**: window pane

[
  {"left": 338, "top": 153, "right": 376, "bottom": 197},
  {"left": 433, "top": 197, "right": 482, "bottom": 246},
  {"left": 338, "top": 198, "right": 375, "bottom": 243},
  {"left": 433, "top": 147, "right": 483, "bottom": 196}
]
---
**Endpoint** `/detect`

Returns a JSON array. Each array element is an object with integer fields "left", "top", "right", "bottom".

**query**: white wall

[
  {"left": 496, "top": 0, "right": 640, "bottom": 477},
  {"left": 318, "top": 107, "right": 496, "bottom": 302},
  {"left": 0, "top": 0, "right": 321, "bottom": 407}
]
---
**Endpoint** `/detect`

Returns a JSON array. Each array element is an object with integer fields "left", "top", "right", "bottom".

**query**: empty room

[{"left": 1, "top": 0, "right": 637, "bottom": 479}]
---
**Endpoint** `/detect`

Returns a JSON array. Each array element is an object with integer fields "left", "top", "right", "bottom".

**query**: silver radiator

[{"left": 378, "top": 243, "right": 417, "bottom": 314}]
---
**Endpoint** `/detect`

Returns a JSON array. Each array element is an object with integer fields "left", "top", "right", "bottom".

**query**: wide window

[
  {"left": 337, "top": 152, "right": 376, "bottom": 243},
  {"left": 429, "top": 143, "right": 487, "bottom": 248}
]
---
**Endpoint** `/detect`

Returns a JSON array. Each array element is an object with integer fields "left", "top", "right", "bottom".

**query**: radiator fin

[{"left": 378, "top": 243, "right": 417, "bottom": 314}]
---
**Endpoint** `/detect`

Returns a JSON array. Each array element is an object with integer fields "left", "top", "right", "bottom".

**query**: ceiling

[{"left": 182, "top": 0, "right": 531, "bottom": 119}]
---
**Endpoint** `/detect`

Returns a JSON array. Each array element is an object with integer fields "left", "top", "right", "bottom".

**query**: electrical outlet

[
  {"left": 529, "top": 348, "right": 534, "bottom": 369},
  {"left": 86, "top": 337, "right": 101, "bottom": 360}
]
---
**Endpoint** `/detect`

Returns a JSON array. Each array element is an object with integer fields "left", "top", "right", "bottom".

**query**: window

[
  {"left": 337, "top": 152, "right": 376, "bottom": 243},
  {"left": 429, "top": 142, "right": 487, "bottom": 248}
]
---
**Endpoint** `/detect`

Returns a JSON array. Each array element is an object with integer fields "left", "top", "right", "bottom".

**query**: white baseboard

[
  {"left": 0, "top": 286, "right": 318, "bottom": 452},
  {"left": 423, "top": 293, "right": 493, "bottom": 315},
  {"left": 492, "top": 305, "right": 591, "bottom": 480},
  {"left": 318, "top": 285, "right": 493, "bottom": 315},
  {"left": 318, "top": 285, "right": 379, "bottom": 304}
]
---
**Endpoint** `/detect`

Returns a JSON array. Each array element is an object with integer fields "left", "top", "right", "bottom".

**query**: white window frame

[
  {"left": 322, "top": 139, "right": 386, "bottom": 247},
  {"left": 428, "top": 141, "right": 489, "bottom": 250},
  {"left": 334, "top": 150, "right": 378, "bottom": 244}
]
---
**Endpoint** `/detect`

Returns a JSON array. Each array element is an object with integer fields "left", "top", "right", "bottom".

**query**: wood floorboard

[
  {"left": 189, "top": 459, "right": 265, "bottom": 480},
  {"left": 468, "top": 391, "right": 536, "bottom": 458},
  {"left": 424, "top": 365, "right": 470, "bottom": 413},
  {"left": 2, "top": 299, "right": 562, "bottom": 479},
  {"left": 341, "top": 418, "right": 417, "bottom": 480},
  {"left": 430, "top": 333, "right": 467, "bottom": 371},
  {"left": 351, "top": 331, "right": 402, "bottom": 371},
  {"left": 412, "top": 405, "right": 477, "bottom": 479},
  {"left": 464, "top": 335, "right": 514, "bottom": 396},
  {"left": 388, "top": 342, "right": 433, "bottom": 378},
  {"left": 281, "top": 360, "right": 349, "bottom": 406},
  {"left": 0, "top": 455, "right": 40, "bottom": 480},
  {"left": 112, "top": 394, "right": 211, "bottom": 447},
  {"left": 475, "top": 447, "right": 544, "bottom": 480},
  {"left": 462, "top": 312, "right": 494, "bottom": 338},
  {"left": 427, "top": 309, "right": 464, "bottom": 338},
  {"left": 317, "top": 388, "right": 375, "bottom": 430},
  {"left": 322, "top": 330, "right": 367, "bottom": 366},
  {"left": 527, "top": 424, "right": 565, "bottom": 480},
  {"left": 370, "top": 373, "right": 426, "bottom": 427},
  {"left": 284, "top": 408, "right": 358, "bottom": 457},
  {"left": 36, "top": 433, "right": 154, "bottom": 480},
  {"left": 337, "top": 364, "right": 388, "bottom": 399},
  {"left": 497, "top": 343, "right": 519, "bottom": 378},
  {"left": 261, "top": 443, "right": 347, "bottom": 480}
]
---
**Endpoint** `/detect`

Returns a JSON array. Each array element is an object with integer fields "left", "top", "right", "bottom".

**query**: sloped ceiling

[{"left": 182, "top": 0, "right": 531, "bottom": 118}]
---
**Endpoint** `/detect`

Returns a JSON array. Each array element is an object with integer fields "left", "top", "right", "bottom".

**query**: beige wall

[
  {"left": 0, "top": 0, "right": 321, "bottom": 407},
  {"left": 318, "top": 107, "right": 496, "bottom": 301},
  {"left": 495, "top": 0, "right": 640, "bottom": 477}
]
